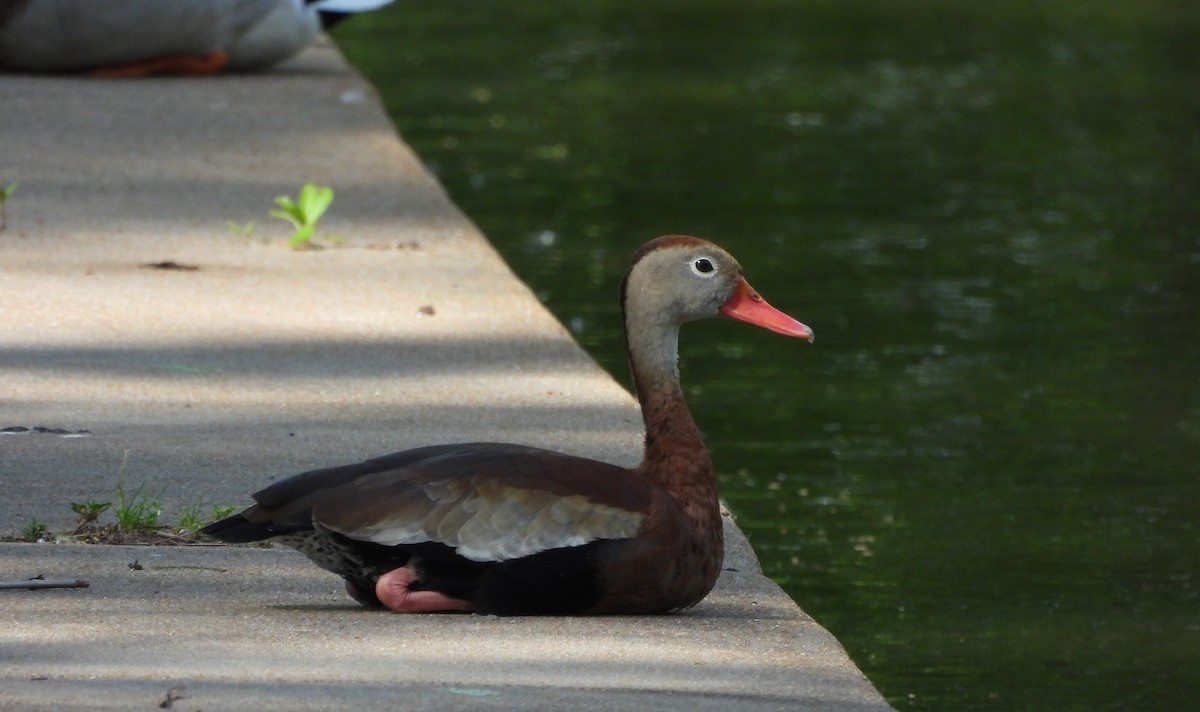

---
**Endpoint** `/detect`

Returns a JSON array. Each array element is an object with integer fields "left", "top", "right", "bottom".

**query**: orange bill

[{"left": 719, "top": 277, "right": 814, "bottom": 342}]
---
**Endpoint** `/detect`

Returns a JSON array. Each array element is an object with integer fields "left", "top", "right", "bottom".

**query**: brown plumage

[{"left": 202, "top": 235, "right": 813, "bottom": 615}]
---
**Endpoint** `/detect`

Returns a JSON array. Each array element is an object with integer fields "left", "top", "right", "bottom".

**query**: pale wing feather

[
  {"left": 328, "top": 478, "right": 643, "bottom": 562},
  {"left": 429, "top": 499, "right": 474, "bottom": 542}
]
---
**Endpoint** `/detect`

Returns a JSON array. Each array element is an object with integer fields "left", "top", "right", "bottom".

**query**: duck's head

[{"left": 622, "top": 235, "right": 813, "bottom": 342}]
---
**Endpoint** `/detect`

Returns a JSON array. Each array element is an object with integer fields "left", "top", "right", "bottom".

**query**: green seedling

[
  {"left": 70, "top": 500, "right": 112, "bottom": 534},
  {"left": 210, "top": 504, "right": 239, "bottom": 520},
  {"left": 176, "top": 505, "right": 204, "bottom": 534},
  {"left": 114, "top": 482, "right": 162, "bottom": 531},
  {"left": 0, "top": 182, "right": 16, "bottom": 233},
  {"left": 21, "top": 518, "right": 47, "bottom": 542},
  {"left": 6, "top": 488, "right": 238, "bottom": 544},
  {"left": 225, "top": 220, "right": 255, "bottom": 239},
  {"left": 179, "top": 504, "right": 240, "bottom": 536},
  {"left": 270, "top": 183, "right": 334, "bottom": 249}
]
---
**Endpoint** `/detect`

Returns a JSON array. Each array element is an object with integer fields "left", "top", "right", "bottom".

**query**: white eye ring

[{"left": 691, "top": 257, "right": 717, "bottom": 276}]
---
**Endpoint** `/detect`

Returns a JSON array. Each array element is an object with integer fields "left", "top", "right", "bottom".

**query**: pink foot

[
  {"left": 375, "top": 567, "right": 474, "bottom": 613},
  {"left": 88, "top": 51, "right": 230, "bottom": 77}
]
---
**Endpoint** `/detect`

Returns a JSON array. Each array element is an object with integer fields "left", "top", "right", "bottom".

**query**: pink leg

[{"left": 375, "top": 566, "right": 474, "bottom": 613}]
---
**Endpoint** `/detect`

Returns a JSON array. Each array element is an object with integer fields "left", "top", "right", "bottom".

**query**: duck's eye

[{"left": 692, "top": 257, "right": 716, "bottom": 275}]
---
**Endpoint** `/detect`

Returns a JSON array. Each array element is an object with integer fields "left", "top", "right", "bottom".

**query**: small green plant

[
  {"left": 21, "top": 517, "right": 47, "bottom": 542},
  {"left": 113, "top": 482, "right": 162, "bottom": 531},
  {"left": 225, "top": 220, "right": 255, "bottom": 239},
  {"left": 270, "top": 183, "right": 333, "bottom": 249},
  {"left": 0, "top": 182, "right": 16, "bottom": 233},
  {"left": 70, "top": 500, "right": 112, "bottom": 534},
  {"left": 176, "top": 505, "right": 204, "bottom": 534},
  {"left": 210, "top": 504, "right": 239, "bottom": 520},
  {"left": 179, "top": 504, "right": 240, "bottom": 535}
]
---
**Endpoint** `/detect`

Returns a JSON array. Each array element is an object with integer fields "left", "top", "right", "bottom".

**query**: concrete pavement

[{"left": 0, "top": 41, "right": 893, "bottom": 711}]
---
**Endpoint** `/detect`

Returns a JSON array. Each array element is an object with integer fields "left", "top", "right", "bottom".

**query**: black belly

[{"left": 279, "top": 528, "right": 613, "bottom": 615}]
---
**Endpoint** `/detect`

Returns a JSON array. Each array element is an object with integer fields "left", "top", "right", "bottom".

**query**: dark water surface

[{"left": 332, "top": 2, "right": 1199, "bottom": 709}]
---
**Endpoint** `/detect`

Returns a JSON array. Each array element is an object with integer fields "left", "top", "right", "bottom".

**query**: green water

[{"left": 331, "top": 2, "right": 1199, "bottom": 709}]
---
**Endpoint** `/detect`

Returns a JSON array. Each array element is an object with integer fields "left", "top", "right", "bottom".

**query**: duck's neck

[{"left": 623, "top": 310, "right": 719, "bottom": 527}]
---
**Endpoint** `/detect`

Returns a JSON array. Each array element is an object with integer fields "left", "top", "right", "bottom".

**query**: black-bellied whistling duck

[{"left": 201, "top": 235, "right": 813, "bottom": 614}]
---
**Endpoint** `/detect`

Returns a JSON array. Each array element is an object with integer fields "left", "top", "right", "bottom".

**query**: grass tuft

[{"left": 113, "top": 482, "right": 161, "bottom": 531}]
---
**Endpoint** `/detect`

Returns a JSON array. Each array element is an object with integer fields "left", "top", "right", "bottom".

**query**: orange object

[{"left": 88, "top": 50, "right": 229, "bottom": 78}]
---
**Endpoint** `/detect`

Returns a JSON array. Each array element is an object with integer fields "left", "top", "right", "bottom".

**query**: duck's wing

[{"left": 204, "top": 443, "right": 653, "bottom": 563}]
